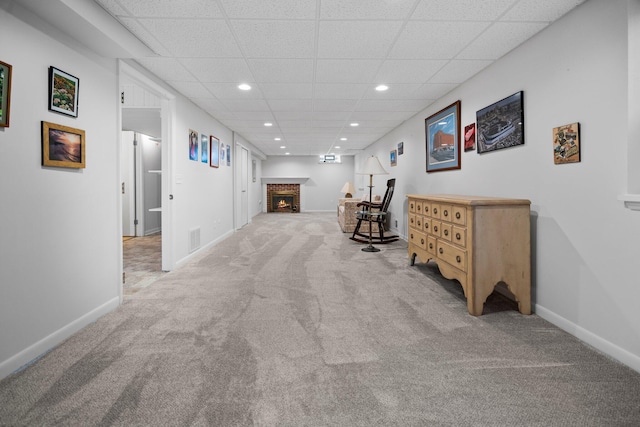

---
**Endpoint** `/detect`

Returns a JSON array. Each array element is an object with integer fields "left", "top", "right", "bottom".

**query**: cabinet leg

[{"left": 410, "top": 253, "right": 416, "bottom": 266}]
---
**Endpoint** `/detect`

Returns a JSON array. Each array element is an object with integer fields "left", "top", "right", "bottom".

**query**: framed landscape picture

[
  {"left": 0, "top": 60, "right": 12, "bottom": 127},
  {"left": 41, "top": 121, "right": 85, "bottom": 169},
  {"left": 49, "top": 66, "right": 79, "bottom": 117},
  {"left": 553, "top": 122, "right": 580, "bottom": 164},
  {"left": 201, "top": 133, "right": 208, "bottom": 163},
  {"left": 209, "top": 135, "right": 219, "bottom": 168},
  {"left": 476, "top": 91, "right": 524, "bottom": 154},
  {"left": 425, "top": 100, "right": 461, "bottom": 173}
]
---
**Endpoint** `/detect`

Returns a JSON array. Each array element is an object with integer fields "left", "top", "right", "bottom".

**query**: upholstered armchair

[{"left": 337, "top": 197, "right": 380, "bottom": 233}]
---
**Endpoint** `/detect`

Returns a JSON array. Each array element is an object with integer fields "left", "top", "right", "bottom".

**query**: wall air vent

[
  {"left": 319, "top": 154, "right": 341, "bottom": 164},
  {"left": 189, "top": 227, "right": 201, "bottom": 253}
]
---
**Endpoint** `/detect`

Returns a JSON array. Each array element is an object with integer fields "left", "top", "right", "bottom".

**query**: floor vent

[{"left": 189, "top": 227, "right": 201, "bottom": 253}]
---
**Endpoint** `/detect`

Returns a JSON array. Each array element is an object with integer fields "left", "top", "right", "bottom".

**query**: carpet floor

[{"left": 1, "top": 212, "right": 639, "bottom": 426}]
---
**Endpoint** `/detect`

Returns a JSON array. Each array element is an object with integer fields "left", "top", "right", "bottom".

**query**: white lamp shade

[
  {"left": 359, "top": 155, "right": 388, "bottom": 175},
  {"left": 340, "top": 182, "right": 355, "bottom": 194}
]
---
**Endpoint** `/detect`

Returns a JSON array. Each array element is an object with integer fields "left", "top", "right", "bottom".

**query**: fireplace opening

[{"left": 270, "top": 190, "right": 298, "bottom": 213}]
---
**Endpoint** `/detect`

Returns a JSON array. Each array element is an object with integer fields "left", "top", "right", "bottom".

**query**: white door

[
  {"left": 121, "top": 131, "right": 136, "bottom": 236},
  {"left": 240, "top": 147, "right": 249, "bottom": 227}
]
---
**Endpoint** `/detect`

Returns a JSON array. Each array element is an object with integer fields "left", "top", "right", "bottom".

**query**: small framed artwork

[
  {"left": 226, "top": 144, "right": 230, "bottom": 166},
  {"left": 252, "top": 159, "right": 257, "bottom": 182},
  {"left": 464, "top": 123, "right": 476, "bottom": 151},
  {"left": 390, "top": 149, "right": 397, "bottom": 166},
  {"left": 41, "top": 121, "right": 85, "bottom": 169},
  {"left": 189, "top": 129, "right": 198, "bottom": 161},
  {"left": 48, "top": 66, "right": 79, "bottom": 117},
  {"left": 553, "top": 122, "right": 580, "bottom": 164},
  {"left": 209, "top": 135, "right": 219, "bottom": 168},
  {"left": 0, "top": 60, "right": 12, "bottom": 127},
  {"left": 398, "top": 142, "right": 404, "bottom": 155},
  {"left": 425, "top": 100, "right": 461, "bottom": 173},
  {"left": 476, "top": 91, "right": 524, "bottom": 154},
  {"left": 201, "top": 133, "right": 208, "bottom": 163},
  {"left": 220, "top": 141, "right": 225, "bottom": 163}
]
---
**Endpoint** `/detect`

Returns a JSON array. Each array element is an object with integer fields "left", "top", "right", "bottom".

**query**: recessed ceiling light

[
  {"left": 280, "top": 145, "right": 286, "bottom": 149},
  {"left": 375, "top": 84, "right": 388, "bottom": 91},
  {"left": 340, "top": 137, "right": 347, "bottom": 141},
  {"left": 264, "top": 122, "right": 273, "bottom": 127},
  {"left": 285, "top": 152, "right": 290, "bottom": 155},
  {"left": 274, "top": 137, "right": 281, "bottom": 141},
  {"left": 238, "top": 83, "right": 251, "bottom": 90},
  {"left": 350, "top": 123, "right": 359, "bottom": 127},
  {"left": 335, "top": 146, "right": 341, "bottom": 149}
]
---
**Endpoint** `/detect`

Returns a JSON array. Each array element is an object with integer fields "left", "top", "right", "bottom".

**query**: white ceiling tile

[
  {"left": 415, "top": 84, "right": 457, "bottom": 100},
  {"left": 232, "top": 112, "right": 275, "bottom": 121},
  {"left": 134, "top": 57, "right": 196, "bottom": 82},
  {"left": 139, "top": 18, "right": 242, "bottom": 57},
  {"left": 362, "top": 84, "right": 430, "bottom": 100},
  {"left": 501, "top": 0, "right": 586, "bottom": 22},
  {"left": 248, "top": 59, "right": 315, "bottom": 83},
  {"left": 315, "top": 59, "right": 382, "bottom": 83},
  {"left": 204, "top": 82, "right": 264, "bottom": 99},
  {"left": 314, "top": 84, "right": 368, "bottom": 100},
  {"left": 411, "top": 0, "right": 517, "bottom": 21},
  {"left": 112, "top": 0, "right": 223, "bottom": 18},
  {"left": 356, "top": 99, "right": 429, "bottom": 112},
  {"left": 312, "top": 112, "right": 353, "bottom": 121},
  {"left": 457, "top": 22, "right": 548, "bottom": 60},
  {"left": 375, "top": 60, "right": 448, "bottom": 84},
  {"left": 320, "top": 0, "right": 417, "bottom": 19},
  {"left": 232, "top": 20, "right": 315, "bottom": 58},
  {"left": 94, "top": 0, "right": 128, "bottom": 16},
  {"left": 260, "top": 83, "right": 313, "bottom": 99},
  {"left": 389, "top": 21, "right": 490, "bottom": 59},
  {"left": 428, "top": 60, "right": 493, "bottom": 83},
  {"left": 268, "top": 100, "right": 313, "bottom": 112},
  {"left": 166, "top": 81, "right": 212, "bottom": 98},
  {"left": 273, "top": 111, "right": 315, "bottom": 121},
  {"left": 219, "top": 0, "right": 317, "bottom": 19},
  {"left": 347, "top": 120, "right": 403, "bottom": 129},
  {"left": 220, "top": 99, "right": 271, "bottom": 112},
  {"left": 350, "top": 111, "right": 416, "bottom": 121},
  {"left": 313, "top": 99, "right": 359, "bottom": 112},
  {"left": 317, "top": 21, "right": 404, "bottom": 58},
  {"left": 119, "top": 18, "right": 172, "bottom": 56},
  {"left": 190, "top": 98, "right": 228, "bottom": 112},
  {"left": 179, "top": 58, "right": 254, "bottom": 83}
]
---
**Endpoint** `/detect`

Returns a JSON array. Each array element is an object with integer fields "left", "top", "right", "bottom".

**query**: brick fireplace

[{"left": 267, "top": 184, "right": 300, "bottom": 213}]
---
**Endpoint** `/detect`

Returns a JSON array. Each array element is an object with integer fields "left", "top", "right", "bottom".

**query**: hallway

[{"left": 123, "top": 233, "right": 163, "bottom": 297}]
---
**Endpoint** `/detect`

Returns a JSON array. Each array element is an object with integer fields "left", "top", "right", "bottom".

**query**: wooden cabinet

[{"left": 407, "top": 194, "right": 531, "bottom": 316}]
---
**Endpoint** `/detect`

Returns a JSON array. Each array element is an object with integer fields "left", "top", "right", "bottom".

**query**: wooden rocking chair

[{"left": 350, "top": 178, "right": 399, "bottom": 245}]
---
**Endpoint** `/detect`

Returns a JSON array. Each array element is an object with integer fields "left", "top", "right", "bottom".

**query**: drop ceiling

[{"left": 93, "top": 0, "right": 586, "bottom": 156}]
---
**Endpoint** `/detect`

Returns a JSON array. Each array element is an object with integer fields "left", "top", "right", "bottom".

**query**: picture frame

[
  {"left": 41, "top": 121, "right": 85, "bottom": 169},
  {"left": 390, "top": 149, "right": 397, "bottom": 166},
  {"left": 209, "top": 135, "right": 219, "bottom": 168},
  {"left": 189, "top": 129, "right": 198, "bottom": 161},
  {"left": 553, "top": 122, "right": 580, "bottom": 164},
  {"left": 48, "top": 66, "right": 79, "bottom": 118},
  {"left": 425, "top": 100, "right": 461, "bottom": 173},
  {"left": 0, "top": 60, "right": 12, "bottom": 127},
  {"left": 464, "top": 123, "right": 476, "bottom": 151},
  {"left": 476, "top": 91, "right": 524, "bottom": 154},
  {"left": 220, "top": 140, "right": 225, "bottom": 163},
  {"left": 201, "top": 133, "right": 208, "bottom": 163},
  {"left": 226, "top": 144, "right": 231, "bottom": 166},
  {"left": 398, "top": 142, "right": 404, "bottom": 155}
]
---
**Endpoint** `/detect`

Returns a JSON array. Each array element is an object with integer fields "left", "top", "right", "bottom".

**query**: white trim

[
  {"left": 0, "top": 297, "right": 120, "bottom": 380},
  {"left": 618, "top": 194, "right": 640, "bottom": 211},
  {"left": 261, "top": 177, "right": 309, "bottom": 184},
  {"left": 174, "top": 229, "right": 235, "bottom": 269},
  {"left": 535, "top": 305, "right": 640, "bottom": 374}
]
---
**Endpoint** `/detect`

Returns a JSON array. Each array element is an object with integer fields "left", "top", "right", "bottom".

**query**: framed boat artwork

[
  {"left": 476, "top": 91, "right": 524, "bottom": 154},
  {"left": 425, "top": 100, "right": 461, "bottom": 173}
]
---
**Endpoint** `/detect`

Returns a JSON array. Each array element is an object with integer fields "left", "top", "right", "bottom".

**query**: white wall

[
  {"left": 262, "top": 156, "right": 355, "bottom": 212},
  {"left": 357, "top": 0, "right": 640, "bottom": 372},
  {"left": 0, "top": 8, "right": 120, "bottom": 378}
]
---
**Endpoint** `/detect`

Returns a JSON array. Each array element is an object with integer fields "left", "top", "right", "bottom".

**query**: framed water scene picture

[
  {"left": 425, "top": 100, "right": 461, "bottom": 173},
  {"left": 209, "top": 135, "right": 219, "bottom": 168},
  {"left": 476, "top": 91, "right": 524, "bottom": 154},
  {"left": 41, "top": 121, "right": 85, "bottom": 169},
  {"left": 1, "top": 60, "right": 12, "bottom": 127},
  {"left": 49, "top": 67, "right": 79, "bottom": 118}
]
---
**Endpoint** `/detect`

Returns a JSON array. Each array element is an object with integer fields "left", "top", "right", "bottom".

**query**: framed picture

[
  {"left": 390, "top": 149, "right": 397, "bottom": 166},
  {"left": 425, "top": 100, "right": 461, "bottom": 173},
  {"left": 41, "top": 121, "right": 85, "bottom": 169},
  {"left": 252, "top": 159, "right": 256, "bottom": 182},
  {"left": 226, "top": 144, "right": 230, "bottom": 166},
  {"left": 201, "top": 133, "right": 208, "bottom": 163},
  {"left": 209, "top": 135, "right": 219, "bottom": 168},
  {"left": 48, "top": 66, "right": 79, "bottom": 117},
  {"left": 189, "top": 129, "right": 198, "bottom": 161},
  {"left": 398, "top": 141, "right": 404, "bottom": 155},
  {"left": 0, "top": 60, "right": 12, "bottom": 127},
  {"left": 220, "top": 140, "right": 225, "bottom": 163},
  {"left": 476, "top": 91, "right": 524, "bottom": 154},
  {"left": 553, "top": 122, "right": 580, "bottom": 164},
  {"left": 464, "top": 123, "right": 476, "bottom": 151}
]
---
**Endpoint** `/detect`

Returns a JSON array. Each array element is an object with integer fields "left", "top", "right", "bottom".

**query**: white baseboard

[
  {"left": 0, "top": 296, "right": 120, "bottom": 381},
  {"left": 535, "top": 305, "right": 640, "bottom": 374},
  {"left": 175, "top": 229, "right": 235, "bottom": 268}
]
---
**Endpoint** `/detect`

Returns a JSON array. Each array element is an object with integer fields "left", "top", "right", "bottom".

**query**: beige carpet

[
  {"left": 123, "top": 233, "right": 164, "bottom": 297},
  {"left": 1, "top": 212, "right": 639, "bottom": 426}
]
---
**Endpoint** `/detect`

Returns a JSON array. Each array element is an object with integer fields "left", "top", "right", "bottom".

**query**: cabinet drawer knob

[
  {"left": 429, "top": 243, "right": 433, "bottom": 249},
  {"left": 417, "top": 221, "right": 421, "bottom": 226},
  {"left": 443, "top": 210, "right": 448, "bottom": 217},
  {"left": 410, "top": 218, "right": 414, "bottom": 224},
  {"left": 421, "top": 239, "right": 425, "bottom": 244},
  {"left": 456, "top": 255, "right": 461, "bottom": 263},
  {"left": 456, "top": 233, "right": 461, "bottom": 240},
  {"left": 434, "top": 226, "right": 438, "bottom": 232},
  {"left": 433, "top": 208, "right": 438, "bottom": 214},
  {"left": 439, "top": 247, "right": 443, "bottom": 254},
  {"left": 456, "top": 212, "right": 461, "bottom": 219},
  {"left": 444, "top": 229, "right": 449, "bottom": 236}
]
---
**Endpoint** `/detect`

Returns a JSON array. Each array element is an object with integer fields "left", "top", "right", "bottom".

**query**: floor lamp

[{"left": 358, "top": 155, "right": 388, "bottom": 252}]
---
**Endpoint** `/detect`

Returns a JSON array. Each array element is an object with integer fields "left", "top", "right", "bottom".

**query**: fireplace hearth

[{"left": 267, "top": 185, "right": 300, "bottom": 213}]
